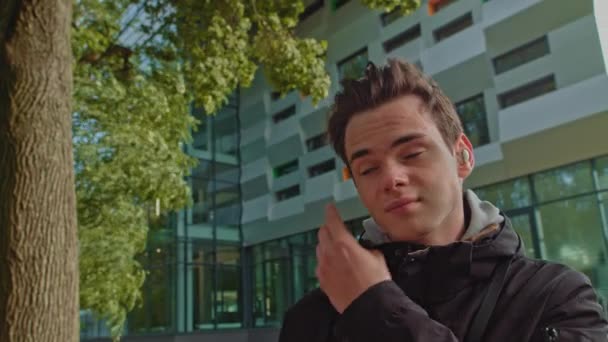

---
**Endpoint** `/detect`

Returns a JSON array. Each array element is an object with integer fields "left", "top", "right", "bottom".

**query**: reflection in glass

[
  {"left": 192, "top": 264, "right": 215, "bottom": 330},
  {"left": 216, "top": 265, "right": 242, "bottom": 327},
  {"left": 508, "top": 214, "right": 537, "bottom": 258},
  {"left": 214, "top": 113, "right": 238, "bottom": 156},
  {"left": 455, "top": 94, "right": 489, "bottom": 147},
  {"left": 475, "top": 177, "right": 532, "bottom": 211},
  {"left": 533, "top": 161, "right": 594, "bottom": 202},
  {"left": 596, "top": 156, "right": 608, "bottom": 190},
  {"left": 337, "top": 48, "right": 368, "bottom": 81},
  {"left": 493, "top": 36, "right": 550, "bottom": 75},
  {"left": 538, "top": 195, "right": 606, "bottom": 279},
  {"left": 191, "top": 243, "right": 242, "bottom": 330},
  {"left": 264, "top": 259, "right": 289, "bottom": 325},
  {"left": 129, "top": 247, "right": 176, "bottom": 334}
]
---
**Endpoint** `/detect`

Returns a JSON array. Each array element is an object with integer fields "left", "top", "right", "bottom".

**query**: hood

[
  {"left": 360, "top": 189, "right": 505, "bottom": 246},
  {"left": 358, "top": 190, "right": 524, "bottom": 296}
]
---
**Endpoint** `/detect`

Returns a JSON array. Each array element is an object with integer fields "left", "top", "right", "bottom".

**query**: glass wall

[
  {"left": 475, "top": 155, "right": 608, "bottom": 308},
  {"left": 249, "top": 217, "right": 365, "bottom": 327},
  {"left": 81, "top": 92, "right": 245, "bottom": 339},
  {"left": 179, "top": 94, "right": 243, "bottom": 332},
  {"left": 128, "top": 214, "right": 178, "bottom": 335}
]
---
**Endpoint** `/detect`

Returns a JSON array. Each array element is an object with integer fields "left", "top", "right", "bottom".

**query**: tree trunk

[{"left": 0, "top": 1, "right": 78, "bottom": 341}]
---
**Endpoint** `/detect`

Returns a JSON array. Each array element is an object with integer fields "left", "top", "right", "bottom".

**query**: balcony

[
  {"left": 241, "top": 157, "right": 268, "bottom": 183},
  {"left": 421, "top": 24, "right": 485, "bottom": 75},
  {"left": 242, "top": 195, "right": 270, "bottom": 224},
  {"left": 499, "top": 74, "right": 608, "bottom": 142}
]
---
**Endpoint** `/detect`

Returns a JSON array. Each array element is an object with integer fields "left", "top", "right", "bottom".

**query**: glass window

[
  {"left": 433, "top": 12, "right": 472, "bottom": 42},
  {"left": 509, "top": 213, "right": 537, "bottom": 258},
  {"left": 192, "top": 118, "right": 209, "bottom": 151},
  {"left": 493, "top": 36, "right": 550, "bottom": 75},
  {"left": 214, "top": 114, "right": 238, "bottom": 156},
  {"left": 595, "top": 156, "right": 608, "bottom": 190},
  {"left": 308, "top": 159, "right": 335, "bottom": 178},
  {"left": 214, "top": 182, "right": 240, "bottom": 227},
  {"left": 383, "top": 24, "right": 421, "bottom": 53},
  {"left": 276, "top": 185, "right": 300, "bottom": 202},
  {"left": 191, "top": 192, "right": 208, "bottom": 225},
  {"left": 129, "top": 243, "right": 176, "bottom": 334},
  {"left": 299, "top": 0, "right": 324, "bottom": 21},
  {"left": 214, "top": 162, "right": 239, "bottom": 184},
  {"left": 253, "top": 263, "right": 265, "bottom": 326},
  {"left": 474, "top": 177, "right": 532, "bottom": 211},
  {"left": 498, "top": 75, "right": 556, "bottom": 109},
  {"left": 270, "top": 91, "right": 281, "bottom": 101},
  {"left": 263, "top": 239, "right": 289, "bottom": 260},
  {"left": 537, "top": 195, "right": 607, "bottom": 282},
  {"left": 533, "top": 161, "right": 594, "bottom": 203},
  {"left": 455, "top": 94, "right": 489, "bottom": 147},
  {"left": 263, "top": 259, "right": 290, "bottom": 325},
  {"left": 192, "top": 240, "right": 215, "bottom": 264},
  {"left": 306, "top": 132, "right": 328, "bottom": 151},
  {"left": 337, "top": 48, "right": 368, "bottom": 81},
  {"left": 192, "top": 264, "right": 215, "bottom": 330},
  {"left": 216, "top": 245, "right": 241, "bottom": 265},
  {"left": 274, "top": 159, "right": 299, "bottom": 178},
  {"left": 291, "top": 243, "right": 318, "bottom": 302},
  {"left": 380, "top": 7, "right": 403, "bottom": 26},
  {"left": 273, "top": 105, "right": 296, "bottom": 124},
  {"left": 216, "top": 265, "right": 242, "bottom": 327},
  {"left": 191, "top": 178, "right": 240, "bottom": 225},
  {"left": 192, "top": 159, "right": 213, "bottom": 180},
  {"left": 331, "top": 0, "right": 350, "bottom": 10}
]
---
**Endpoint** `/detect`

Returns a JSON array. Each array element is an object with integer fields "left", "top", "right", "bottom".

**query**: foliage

[
  {"left": 361, "top": 0, "right": 422, "bottom": 15},
  {"left": 70, "top": 0, "right": 420, "bottom": 339}
]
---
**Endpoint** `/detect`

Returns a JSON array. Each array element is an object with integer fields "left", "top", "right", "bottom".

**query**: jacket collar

[{"left": 359, "top": 215, "right": 523, "bottom": 303}]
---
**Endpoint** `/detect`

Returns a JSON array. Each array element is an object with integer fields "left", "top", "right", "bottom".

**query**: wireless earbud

[{"left": 461, "top": 150, "right": 470, "bottom": 164}]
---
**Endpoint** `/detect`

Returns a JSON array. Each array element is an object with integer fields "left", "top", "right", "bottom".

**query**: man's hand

[{"left": 316, "top": 203, "right": 391, "bottom": 314}]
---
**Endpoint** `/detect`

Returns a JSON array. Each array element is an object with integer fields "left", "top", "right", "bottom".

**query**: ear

[{"left": 455, "top": 134, "right": 474, "bottom": 181}]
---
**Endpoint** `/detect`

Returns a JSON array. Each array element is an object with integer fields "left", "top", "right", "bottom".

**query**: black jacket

[{"left": 279, "top": 218, "right": 608, "bottom": 341}]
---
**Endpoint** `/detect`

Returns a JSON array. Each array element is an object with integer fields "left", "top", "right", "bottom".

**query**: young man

[{"left": 278, "top": 59, "right": 608, "bottom": 342}]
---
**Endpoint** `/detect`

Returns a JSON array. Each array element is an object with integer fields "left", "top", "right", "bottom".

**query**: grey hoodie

[{"left": 360, "top": 189, "right": 505, "bottom": 246}]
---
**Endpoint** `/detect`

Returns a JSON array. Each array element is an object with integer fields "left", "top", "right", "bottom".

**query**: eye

[
  {"left": 402, "top": 151, "right": 423, "bottom": 160},
  {"left": 360, "top": 166, "right": 378, "bottom": 176}
]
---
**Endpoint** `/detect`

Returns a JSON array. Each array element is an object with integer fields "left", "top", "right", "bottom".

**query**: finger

[
  {"left": 318, "top": 224, "right": 333, "bottom": 245},
  {"left": 324, "top": 203, "right": 355, "bottom": 243},
  {"left": 318, "top": 226, "right": 338, "bottom": 262},
  {"left": 316, "top": 243, "right": 322, "bottom": 261}
]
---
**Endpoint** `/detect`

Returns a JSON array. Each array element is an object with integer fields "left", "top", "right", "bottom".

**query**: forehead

[{"left": 344, "top": 95, "right": 437, "bottom": 154}]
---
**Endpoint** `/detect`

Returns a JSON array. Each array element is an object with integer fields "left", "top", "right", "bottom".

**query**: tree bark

[{"left": 0, "top": 1, "right": 78, "bottom": 341}]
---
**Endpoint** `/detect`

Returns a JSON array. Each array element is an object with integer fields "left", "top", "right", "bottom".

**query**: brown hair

[{"left": 328, "top": 58, "right": 463, "bottom": 166}]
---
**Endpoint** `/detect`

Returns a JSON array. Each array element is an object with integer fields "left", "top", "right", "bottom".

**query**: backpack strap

[{"left": 465, "top": 256, "right": 514, "bottom": 342}]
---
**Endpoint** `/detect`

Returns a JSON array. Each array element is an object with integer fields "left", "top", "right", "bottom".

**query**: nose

[{"left": 382, "top": 163, "right": 409, "bottom": 192}]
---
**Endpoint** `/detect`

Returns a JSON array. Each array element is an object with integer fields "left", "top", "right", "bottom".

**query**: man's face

[{"left": 344, "top": 95, "right": 473, "bottom": 245}]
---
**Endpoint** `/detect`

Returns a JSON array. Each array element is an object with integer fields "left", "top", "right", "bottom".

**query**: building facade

[{"left": 82, "top": 0, "right": 608, "bottom": 341}]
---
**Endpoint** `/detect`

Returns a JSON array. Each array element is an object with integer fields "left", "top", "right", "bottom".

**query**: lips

[{"left": 384, "top": 197, "right": 418, "bottom": 213}]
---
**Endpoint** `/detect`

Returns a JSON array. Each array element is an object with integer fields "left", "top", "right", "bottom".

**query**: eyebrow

[{"left": 349, "top": 133, "right": 425, "bottom": 165}]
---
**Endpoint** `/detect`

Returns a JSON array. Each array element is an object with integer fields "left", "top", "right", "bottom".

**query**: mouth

[{"left": 384, "top": 197, "right": 419, "bottom": 213}]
